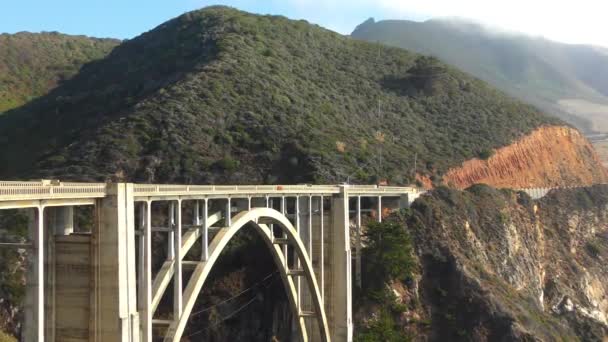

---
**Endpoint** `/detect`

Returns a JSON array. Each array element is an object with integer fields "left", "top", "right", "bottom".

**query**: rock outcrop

[
  {"left": 443, "top": 125, "right": 608, "bottom": 189},
  {"left": 360, "top": 185, "right": 608, "bottom": 341}
]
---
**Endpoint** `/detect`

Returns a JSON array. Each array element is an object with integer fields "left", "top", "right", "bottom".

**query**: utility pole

[{"left": 413, "top": 153, "right": 417, "bottom": 179}]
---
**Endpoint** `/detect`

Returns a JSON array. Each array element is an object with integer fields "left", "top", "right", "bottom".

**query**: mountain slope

[
  {"left": 0, "top": 7, "right": 594, "bottom": 187},
  {"left": 352, "top": 18, "right": 608, "bottom": 134},
  {"left": 0, "top": 32, "right": 119, "bottom": 113}
]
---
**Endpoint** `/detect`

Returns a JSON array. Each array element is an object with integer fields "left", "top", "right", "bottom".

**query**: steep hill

[
  {"left": 352, "top": 18, "right": 608, "bottom": 134},
  {"left": 0, "top": 7, "right": 579, "bottom": 186},
  {"left": 0, "top": 32, "right": 119, "bottom": 113}
]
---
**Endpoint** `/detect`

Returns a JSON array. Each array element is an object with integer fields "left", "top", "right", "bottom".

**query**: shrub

[
  {"left": 216, "top": 157, "right": 240, "bottom": 171},
  {"left": 586, "top": 241, "right": 602, "bottom": 258},
  {"left": 355, "top": 308, "right": 410, "bottom": 342},
  {"left": 478, "top": 149, "right": 494, "bottom": 160}
]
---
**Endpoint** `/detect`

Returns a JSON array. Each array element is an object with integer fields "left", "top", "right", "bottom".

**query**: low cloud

[{"left": 286, "top": 0, "right": 608, "bottom": 47}]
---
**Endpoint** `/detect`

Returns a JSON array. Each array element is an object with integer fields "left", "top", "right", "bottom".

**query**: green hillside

[
  {"left": 352, "top": 18, "right": 608, "bottom": 133},
  {"left": 0, "top": 7, "right": 558, "bottom": 185},
  {"left": 0, "top": 32, "right": 119, "bottom": 113}
]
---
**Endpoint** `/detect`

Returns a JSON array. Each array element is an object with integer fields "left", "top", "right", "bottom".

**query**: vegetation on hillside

[
  {"left": 0, "top": 32, "right": 119, "bottom": 113},
  {"left": 352, "top": 18, "right": 608, "bottom": 133},
  {"left": 0, "top": 211, "right": 27, "bottom": 338},
  {"left": 0, "top": 331, "right": 16, "bottom": 342},
  {"left": 0, "top": 7, "right": 559, "bottom": 184},
  {"left": 355, "top": 220, "right": 415, "bottom": 341}
]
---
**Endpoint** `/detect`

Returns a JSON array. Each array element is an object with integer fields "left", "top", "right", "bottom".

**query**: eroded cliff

[
  {"left": 443, "top": 125, "right": 608, "bottom": 189},
  {"left": 356, "top": 185, "right": 608, "bottom": 341}
]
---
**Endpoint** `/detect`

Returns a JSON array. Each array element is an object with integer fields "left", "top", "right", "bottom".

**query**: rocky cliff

[
  {"left": 0, "top": 211, "right": 27, "bottom": 340},
  {"left": 443, "top": 125, "right": 608, "bottom": 189},
  {"left": 355, "top": 185, "right": 608, "bottom": 341}
]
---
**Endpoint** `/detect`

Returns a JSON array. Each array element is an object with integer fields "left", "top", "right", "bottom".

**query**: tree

[{"left": 362, "top": 220, "right": 415, "bottom": 292}]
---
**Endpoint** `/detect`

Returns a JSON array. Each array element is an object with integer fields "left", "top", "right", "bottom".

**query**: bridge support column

[
  {"left": 355, "top": 196, "right": 362, "bottom": 289},
  {"left": 330, "top": 186, "right": 352, "bottom": 342},
  {"left": 201, "top": 199, "right": 209, "bottom": 261},
  {"left": 91, "top": 183, "right": 138, "bottom": 342},
  {"left": 295, "top": 196, "right": 301, "bottom": 309},
  {"left": 377, "top": 196, "right": 382, "bottom": 223},
  {"left": 399, "top": 194, "right": 409, "bottom": 209},
  {"left": 173, "top": 200, "right": 183, "bottom": 319},
  {"left": 140, "top": 201, "right": 152, "bottom": 342},
  {"left": 45, "top": 206, "right": 75, "bottom": 342},
  {"left": 49, "top": 206, "right": 74, "bottom": 236},
  {"left": 281, "top": 197, "right": 287, "bottom": 267},
  {"left": 24, "top": 206, "right": 44, "bottom": 342},
  {"left": 319, "top": 196, "right": 324, "bottom": 301}
]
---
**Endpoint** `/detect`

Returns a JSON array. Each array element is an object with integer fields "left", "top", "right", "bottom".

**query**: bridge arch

[{"left": 162, "top": 207, "right": 331, "bottom": 342}]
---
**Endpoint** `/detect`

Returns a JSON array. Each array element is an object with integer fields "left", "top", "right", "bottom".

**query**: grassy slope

[
  {"left": 351, "top": 18, "right": 608, "bottom": 133},
  {"left": 0, "top": 32, "right": 119, "bottom": 113},
  {"left": 0, "top": 7, "right": 558, "bottom": 184}
]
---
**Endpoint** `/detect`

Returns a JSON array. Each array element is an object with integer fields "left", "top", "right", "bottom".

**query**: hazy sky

[{"left": 1, "top": 0, "right": 607, "bottom": 47}]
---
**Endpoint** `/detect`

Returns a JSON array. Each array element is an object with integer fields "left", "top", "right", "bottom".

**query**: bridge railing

[
  {"left": 131, "top": 184, "right": 421, "bottom": 198},
  {"left": 0, "top": 181, "right": 107, "bottom": 200},
  {"left": 348, "top": 186, "right": 419, "bottom": 195},
  {"left": 132, "top": 184, "right": 342, "bottom": 197},
  {"left": 0, "top": 180, "right": 422, "bottom": 202}
]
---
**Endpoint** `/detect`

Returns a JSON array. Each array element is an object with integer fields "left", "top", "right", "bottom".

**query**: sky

[{"left": 1, "top": 0, "right": 607, "bottom": 47}]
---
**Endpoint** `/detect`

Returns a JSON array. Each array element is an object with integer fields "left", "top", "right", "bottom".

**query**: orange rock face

[
  {"left": 415, "top": 174, "right": 433, "bottom": 190},
  {"left": 443, "top": 126, "right": 608, "bottom": 189}
]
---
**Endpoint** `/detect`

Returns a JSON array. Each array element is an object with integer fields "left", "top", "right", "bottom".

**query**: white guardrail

[
  {"left": 515, "top": 186, "right": 588, "bottom": 200},
  {"left": 516, "top": 187, "right": 554, "bottom": 200}
]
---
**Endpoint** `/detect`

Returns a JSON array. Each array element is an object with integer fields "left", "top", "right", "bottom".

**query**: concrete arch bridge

[{"left": 0, "top": 181, "right": 421, "bottom": 342}]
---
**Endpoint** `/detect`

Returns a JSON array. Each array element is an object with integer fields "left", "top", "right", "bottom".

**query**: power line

[
  {"left": 187, "top": 296, "right": 259, "bottom": 338},
  {"left": 189, "top": 271, "right": 278, "bottom": 317},
  {"left": 185, "top": 274, "right": 280, "bottom": 338}
]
